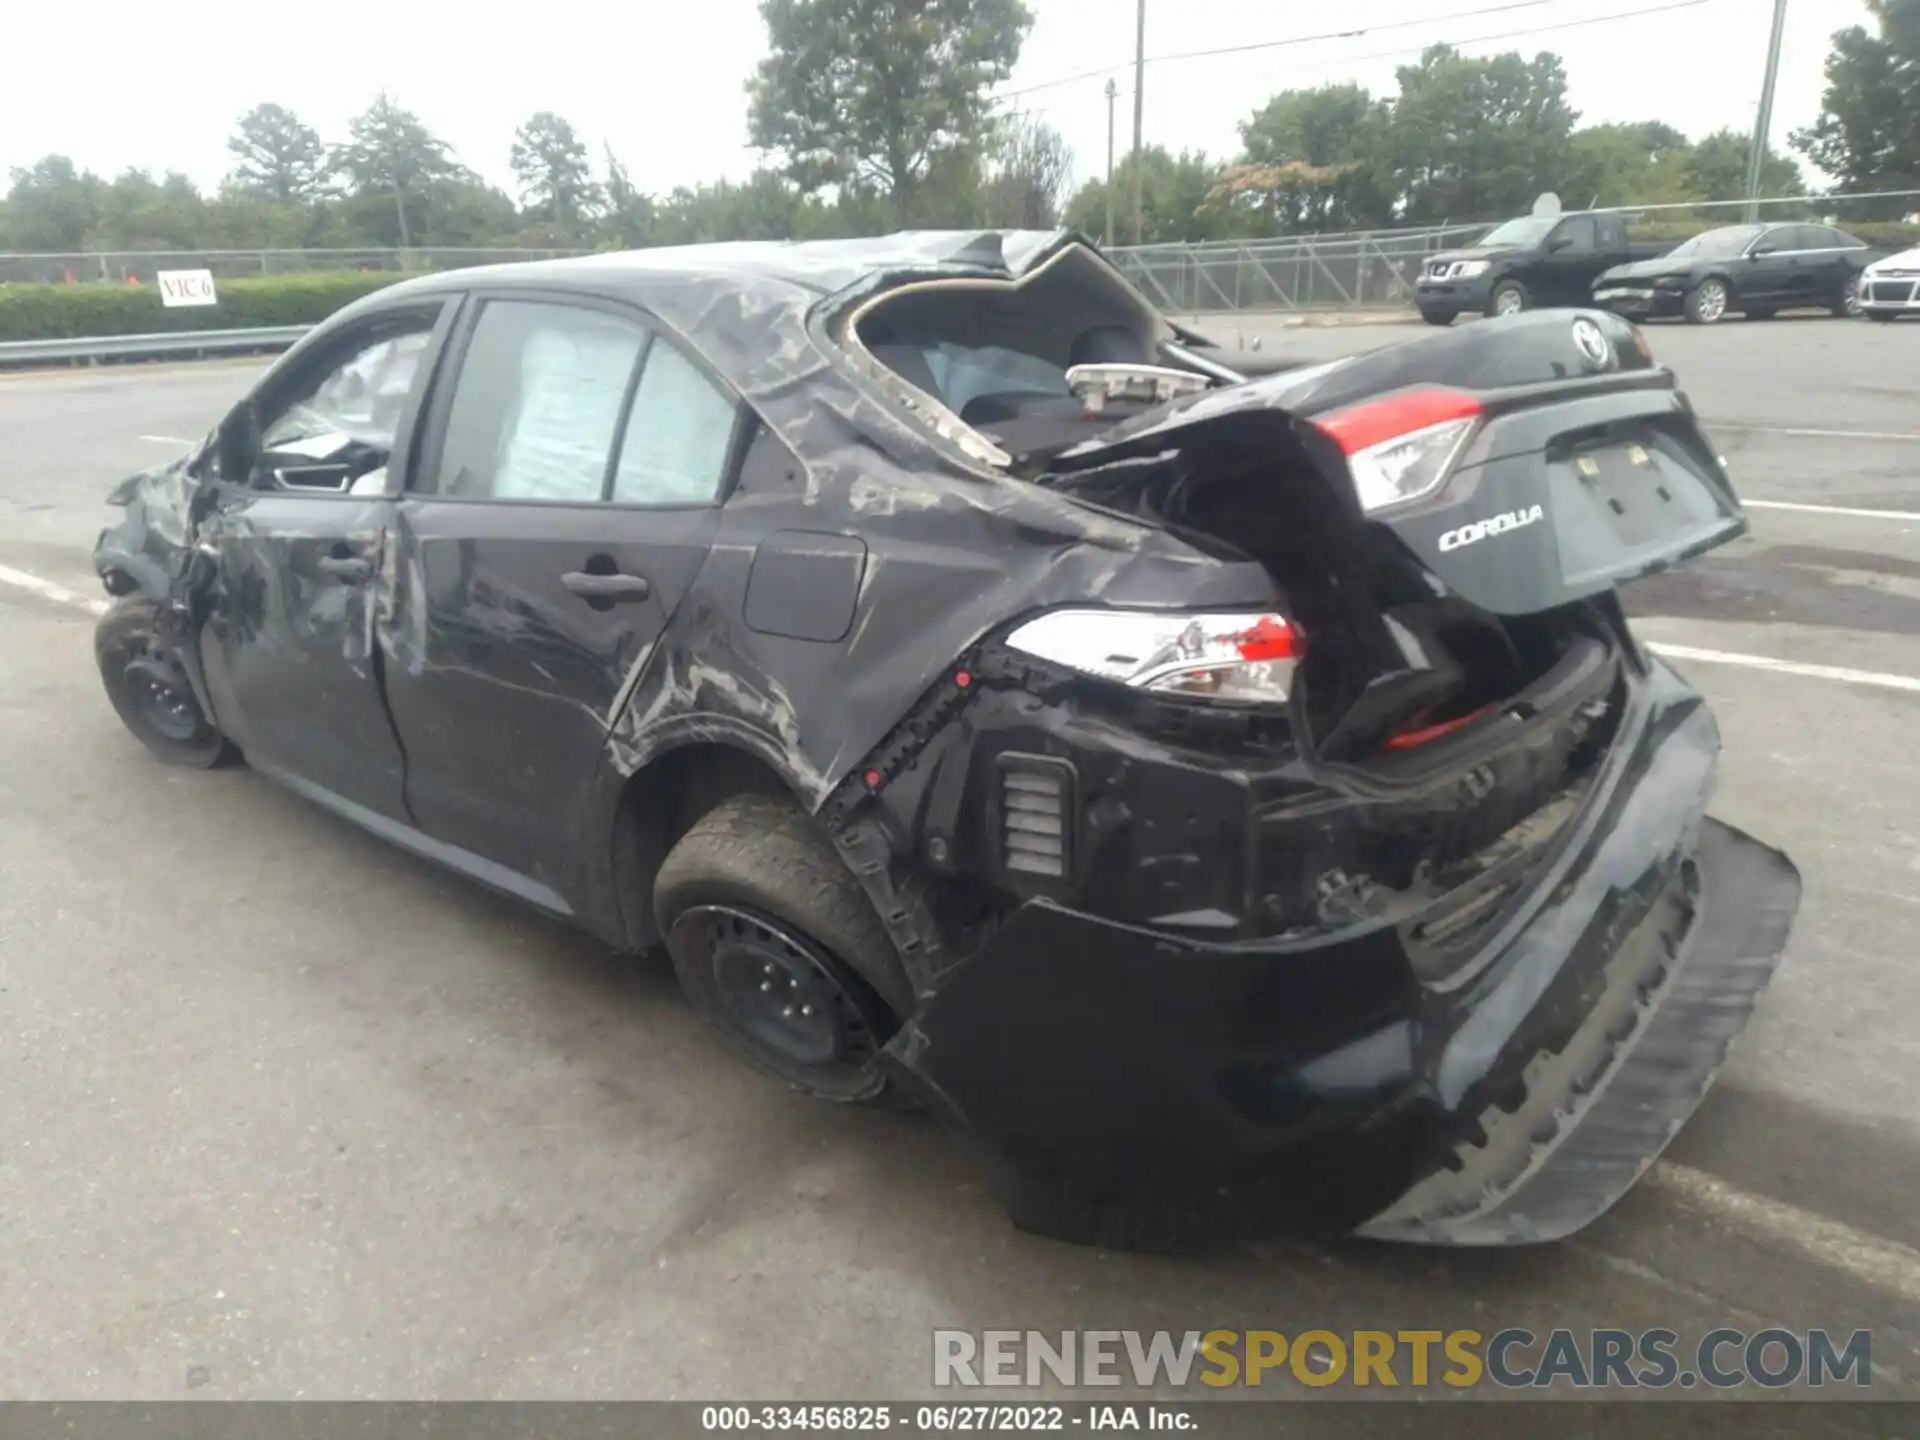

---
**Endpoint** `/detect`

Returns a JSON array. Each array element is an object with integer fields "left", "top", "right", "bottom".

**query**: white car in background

[{"left": 1860, "top": 244, "right": 1920, "bottom": 320}]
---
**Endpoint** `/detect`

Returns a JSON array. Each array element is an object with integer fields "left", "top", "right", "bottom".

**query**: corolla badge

[
  {"left": 1571, "top": 316, "right": 1612, "bottom": 368},
  {"left": 1439, "top": 504, "right": 1546, "bottom": 552}
]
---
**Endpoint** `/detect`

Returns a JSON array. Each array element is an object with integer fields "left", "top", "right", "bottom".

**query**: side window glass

[
  {"left": 253, "top": 317, "right": 437, "bottom": 492},
  {"left": 431, "top": 301, "right": 645, "bottom": 502},
  {"left": 1554, "top": 217, "right": 1597, "bottom": 252},
  {"left": 609, "top": 337, "right": 739, "bottom": 506}
]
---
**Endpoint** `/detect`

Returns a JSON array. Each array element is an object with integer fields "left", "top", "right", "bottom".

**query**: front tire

[
  {"left": 1489, "top": 280, "right": 1529, "bottom": 318},
  {"left": 95, "top": 597, "right": 235, "bottom": 768},
  {"left": 1418, "top": 306, "right": 1458, "bottom": 327},
  {"left": 655, "top": 793, "right": 914, "bottom": 1105},
  {"left": 1683, "top": 277, "right": 1731, "bottom": 325}
]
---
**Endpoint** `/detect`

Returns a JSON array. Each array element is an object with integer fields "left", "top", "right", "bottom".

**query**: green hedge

[{"left": 0, "top": 272, "right": 410, "bottom": 342}]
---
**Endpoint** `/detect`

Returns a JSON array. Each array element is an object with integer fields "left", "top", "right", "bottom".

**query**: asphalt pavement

[{"left": 1, "top": 317, "right": 1917, "bottom": 1414}]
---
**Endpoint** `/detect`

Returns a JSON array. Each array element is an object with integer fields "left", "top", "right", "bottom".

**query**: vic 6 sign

[{"left": 157, "top": 269, "right": 218, "bottom": 307}]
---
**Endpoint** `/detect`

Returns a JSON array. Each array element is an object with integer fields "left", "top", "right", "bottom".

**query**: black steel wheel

[
  {"left": 94, "top": 598, "right": 236, "bottom": 768},
  {"left": 655, "top": 792, "right": 914, "bottom": 1104}
]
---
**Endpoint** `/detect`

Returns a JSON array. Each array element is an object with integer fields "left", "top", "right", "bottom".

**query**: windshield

[
  {"left": 1665, "top": 225, "right": 1767, "bottom": 260},
  {"left": 1478, "top": 216, "right": 1560, "bottom": 248}
]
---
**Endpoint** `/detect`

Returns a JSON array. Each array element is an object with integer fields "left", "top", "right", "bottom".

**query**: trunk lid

[{"left": 1041, "top": 309, "right": 1748, "bottom": 620}]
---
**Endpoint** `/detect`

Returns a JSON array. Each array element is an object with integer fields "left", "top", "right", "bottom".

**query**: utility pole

[
  {"left": 1130, "top": 0, "right": 1146, "bottom": 245},
  {"left": 1742, "top": 0, "right": 1789, "bottom": 222},
  {"left": 1104, "top": 78, "right": 1118, "bottom": 247}
]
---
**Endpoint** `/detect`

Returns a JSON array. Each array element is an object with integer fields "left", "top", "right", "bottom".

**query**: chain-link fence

[
  {"left": 1109, "top": 225, "right": 1487, "bottom": 313},
  {"left": 0, "top": 247, "right": 589, "bottom": 285},
  {"left": 5, "top": 190, "right": 1916, "bottom": 306}
]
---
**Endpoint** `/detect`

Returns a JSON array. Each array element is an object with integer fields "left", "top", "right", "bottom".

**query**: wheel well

[{"left": 609, "top": 743, "right": 804, "bottom": 951}]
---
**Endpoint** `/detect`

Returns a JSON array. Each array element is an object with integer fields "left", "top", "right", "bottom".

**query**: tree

[
  {"left": 1063, "top": 147, "right": 1233, "bottom": 244},
  {"left": 600, "top": 146, "right": 656, "bottom": 249},
  {"left": 93, "top": 169, "right": 211, "bottom": 250},
  {"left": 981, "top": 115, "right": 1072, "bottom": 228},
  {"left": 1791, "top": 0, "right": 1920, "bottom": 212},
  {"left": 331, "top": 93, "right": 461, "bottom": 247},
  {"left": 2, "top": 156, "right": 100, "bottom": 251},
  {"left": 1686, "top": 129, "right": 1804, "bottom": 203},
  {"left": 1227, "top": 83, "right": 1394, "bottom": 232},
  {"left": 747, "top": 0, "right": 1033, "bottom": 226},
  {"left": 1565, "top": 121, "right": 1696, "bottom": 207},
  {"left": 225, "top": 103, "right": 329, "bottom": 204},
  {"left": 1386, "top": 45, "right": 1580, "bottom": 221},
  {"left": 510, "top": 111, "right": 602, "bottom": 231}
]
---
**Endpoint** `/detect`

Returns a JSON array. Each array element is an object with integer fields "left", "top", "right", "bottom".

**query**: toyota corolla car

[
  {"left": 1592, "top": 221, "right": 1874, "bottom": 324},
  {"left": 94, "top": 231, "right": 1800, "bottom": 1251},
  {"left": 1860, "top": 242, "right": 1920, "bottom": 320}
]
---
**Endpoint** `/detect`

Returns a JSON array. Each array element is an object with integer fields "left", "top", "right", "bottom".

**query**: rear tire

[
  {"left": 1834, "top": 274, "right": 1863, "bottom": 318},
  {"left": 1418, "top": 306, "right": 1458, "bottom": 327},
  {"left": 1683, "top": 277, "right": 1731, "bottom": 325},
  {"left": 94, "top": 597, "right": 236, "bottom": 769},
  {"left": 1488, "top": 281, "right": 1529, "bottom": 318},
  {"left": 654, "top": 793, "right": 914, "bottom": 1105}
]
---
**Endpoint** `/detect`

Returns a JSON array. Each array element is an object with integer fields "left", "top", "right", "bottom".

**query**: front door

[
  {"left": 1738, "top": 228, "right": 1800, "bottom": 307},
  {"left": 1539, "top": 215, "right": 1601, "bottom": 305},
  {"left": 197, "top": 301, "right": 456, "bottom": 820},
  {"left": 382, "top": 294, "right": 740, "bottom": 907}
]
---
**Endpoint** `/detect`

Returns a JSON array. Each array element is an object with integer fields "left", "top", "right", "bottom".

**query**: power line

[{"left": 990, "top": 0, "right": 1715, "bottom": 106}]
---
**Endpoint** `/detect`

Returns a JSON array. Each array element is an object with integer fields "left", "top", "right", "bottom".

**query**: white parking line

[
  {"left": 137, "top": 434, "right": 193, "bottom": 446},
  {"left": 1746, "top": 499, "right": 1920, "bottom": 523},
  {"left": 0, "top": 564, "right": 108, "bottom": 615},
  {"left": 1644, "top": 1162, "right": 1920, "bottom": 1306},
  {"left": 1718, "top": 424, "right": 1920, "bottom": 443},
  {"left": 1647, "top": 643, "right": 1920, "bottom": 695}
]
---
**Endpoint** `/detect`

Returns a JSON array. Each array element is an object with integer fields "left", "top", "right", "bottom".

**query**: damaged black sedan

[{"left": 95, "top": 232, "right": 1800, "bottom": 1251}]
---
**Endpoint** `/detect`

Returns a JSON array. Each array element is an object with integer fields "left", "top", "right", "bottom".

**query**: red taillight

[
  {"left": 1231, "top": 613, "right": 1303, "bottom": 662},
  {"left": 1316, "top": 387, "right": 1482, "bottom": 455}
]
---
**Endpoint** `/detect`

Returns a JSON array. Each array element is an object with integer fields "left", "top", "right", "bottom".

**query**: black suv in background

[{"left": 1415, "top": 211, "right": 1666, "bottom": 325}]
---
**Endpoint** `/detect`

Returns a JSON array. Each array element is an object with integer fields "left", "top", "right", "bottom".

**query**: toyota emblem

[{"left": 1571, "top": 317, "right": 1612, "bottom": 369}]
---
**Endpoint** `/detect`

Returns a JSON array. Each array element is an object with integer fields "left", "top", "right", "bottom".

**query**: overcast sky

[{"left": 0, "top": 0, "right": 1876, "bottom": 203}]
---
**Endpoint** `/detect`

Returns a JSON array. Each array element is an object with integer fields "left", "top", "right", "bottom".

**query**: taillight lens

[
  {"left": 1003, "top": 609, "right": 1305, "bottom": 707},
  {"left": 1315, "top": 387, "right": 1481, "bottom": 514}
]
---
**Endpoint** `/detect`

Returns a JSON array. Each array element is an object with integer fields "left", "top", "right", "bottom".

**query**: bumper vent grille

[{"left": 996, "top": 754, "right": 1076, "bottom": 882}]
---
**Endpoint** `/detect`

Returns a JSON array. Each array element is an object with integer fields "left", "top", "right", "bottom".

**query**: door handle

[
  {"left": 561, "top": 570, "right": 651, "bottom": 601},
  {"left": 318, "top": 554, "right": 373, "bottom": 580}
]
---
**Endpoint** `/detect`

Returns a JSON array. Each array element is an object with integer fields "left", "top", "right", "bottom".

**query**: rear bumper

[{"left": 886, "top": 659, "right": 1800, "bottom": 1249}]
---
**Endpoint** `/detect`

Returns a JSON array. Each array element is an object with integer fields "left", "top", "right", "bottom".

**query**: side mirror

[{"left": 1547, "top": 235, "right": 1573, "bottom": 253}]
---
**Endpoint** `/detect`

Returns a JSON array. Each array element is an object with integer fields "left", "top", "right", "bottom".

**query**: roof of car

[
  {"left": 398, "top": 229, "right": 1075, "bottom": 303},
  {"left": 344, "top": 229, "right": 1110, "bottom": 490}
]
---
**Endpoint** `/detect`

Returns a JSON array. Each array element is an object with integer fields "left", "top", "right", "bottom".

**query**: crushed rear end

[{"left": 860, "top": 306, "right": 1800, "bottom": 1249}]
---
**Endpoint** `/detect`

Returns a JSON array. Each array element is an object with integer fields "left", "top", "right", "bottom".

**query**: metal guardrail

[{"left": 0, "top": 325, "right": 312, "bottom": 368}]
